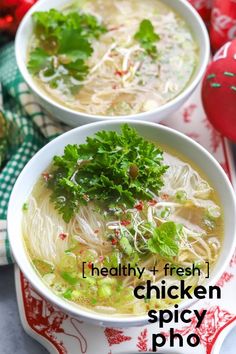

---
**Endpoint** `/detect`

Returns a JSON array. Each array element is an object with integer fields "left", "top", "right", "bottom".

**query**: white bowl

[
  {"left": 7, "top": 120, "right": 236, "bottom": 327},
  {"left": 15, "top": 0, "right": 210, "bottom": 127}
]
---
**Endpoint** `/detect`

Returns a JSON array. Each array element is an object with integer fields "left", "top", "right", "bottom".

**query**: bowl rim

[
  {"left": 7, "top": 119, "right": 236, "bottom": 325},
  {"left": 15, "top": 0, "right": 210, "bottom": 121}
]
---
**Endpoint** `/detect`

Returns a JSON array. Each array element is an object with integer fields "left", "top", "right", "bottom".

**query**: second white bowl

[{"left": 15, "top": 0, "right": 210, "bottom": 127}]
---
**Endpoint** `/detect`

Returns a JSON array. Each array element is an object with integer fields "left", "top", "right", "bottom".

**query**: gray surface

[
  {"left": 0, "top": 146, "right": 235, "bottom": 354},
  {"left": 0, "top": 265, "right": 48, "bottom": 354}
]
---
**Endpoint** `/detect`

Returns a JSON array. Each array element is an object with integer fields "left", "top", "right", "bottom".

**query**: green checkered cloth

[{"left": 0, "top": 43, "right": 67, "bottom": 265}]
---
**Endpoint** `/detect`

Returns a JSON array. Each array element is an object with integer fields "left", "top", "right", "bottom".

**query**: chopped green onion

[
  {"left": 22, "top": 202, "right": 28, "bottom": 211},
  {"left": 61, "top": 271, "right": 78, "bottom": 285},
  {"left": 71, "top": 289, "right": 82, "bottom": 300},
  {"left": 83, "top": 276, "right": 97, "bottom": 287},
  {"left": 98, "top": 277, "right": 116, "bottom": 286},
  {"left": 175, "top": 190, "right": 187, "bottom": 202},
  {"left": 98, "top": 285, "right": 112, "bottom": 298},
  {"left": 160, "top": 207, "right": 171, "bottom": 219},
  {"left": 63, "top": 288, "right": 73, "bottom": 299}
]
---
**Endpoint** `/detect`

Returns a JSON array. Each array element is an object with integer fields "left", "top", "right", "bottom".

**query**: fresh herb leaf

[
  {"left": 28, "top": 9, "right": 107, "bottom": 91},
  {"left": 134, "top": 19, "right": 160, "bottom": 58},
  {"left": 28, "top": 48, "right": 51, "bottom": 75},
  {"left": 120, "top": 236, "right": 133, "bottom": 256},
  {"left": 32, "top": 9, "right": 65, "bottom": 35},
  {"left": 48, "top": 124, "right": 168, "bottom": 222},
  {"left": 64, "top": 59, "right": 89, "bottom": 81},
  {"left": 58, "top": 28, "right": 93, "bottom": 61},
  {"left": 147, "top": 222, "right": 181, "bottom": 258}
]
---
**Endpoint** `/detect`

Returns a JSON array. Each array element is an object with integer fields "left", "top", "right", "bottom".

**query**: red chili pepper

[
  {"left": 88, "top": 261, "right": 93, "bottom": 269},
  {"left": 59, "top": 233, "right": 67, "bottom": 240},
  {"left": 115, "top": 70, "right": 129, "bottom": 77},
  {"left": 134, "top": 201, "right": 144, "bottom": 211},
  {"left": 42, "top": 172, "right": 52, "bottom": 182},
  {"left": 121, "top": 220, "right": 131, "bottom": 226},
  {"left": 111, "top": 238, "right": 118, "bottom": 245}
]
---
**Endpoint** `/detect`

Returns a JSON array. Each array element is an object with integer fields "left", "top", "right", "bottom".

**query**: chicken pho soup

[
  {"left": 28, "top": 0, "right": 198, "bottom": 116},
  {"left": 22, "top": 125, "right": 223, "bottom": 316}
]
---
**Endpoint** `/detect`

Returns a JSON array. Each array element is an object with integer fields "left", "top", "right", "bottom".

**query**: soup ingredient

[
  {"left": 147, "top": 222, "right": 182, "bottom": 258},
  {"left": 47, "top": 124, "right": 168, "bottom": 222},
  {"left": 28, "top": 9, "right": 107, "bottom": 87},
  {"left": 28, "top": 0, "right": 198, "bottom": 116},
  {"left": 134, "top": 19, "right": 160, "bottom": 58}
]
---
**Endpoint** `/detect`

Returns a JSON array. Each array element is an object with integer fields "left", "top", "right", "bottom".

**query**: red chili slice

[
  {"left": 134, "top": 201, "right": 144, "bottom": 211},
  {"left": 59, "top": 233, "right": 67, "bottom": 240},
  {"left": 121, "top": 220, "right": 131, "bottom": 226},
  {"left": 111, "top": 238, "right": 118, "bottom": 245},
  {"left": 115, "top": 70, "right": 129, "bottom": 77},
  {"left": 42, "top": 172, "right": 52, "bottom": 182}
]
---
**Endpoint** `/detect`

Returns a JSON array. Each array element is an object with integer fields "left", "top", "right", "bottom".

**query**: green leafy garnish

[
  {"left": 147, "top": 222, "right": 182, "bottom": 258},
  {"left": 28, "top": 9, "right": 107, "bottom": 90},
  {"left": 47, "top": 124, "right": 168, "bottom": 222},
  {"left": 63, "top": 288, "right": 73, "bottom": 300},
  {"left": 120, "top": 236, "right": 133, "bottom": 256},
  {"left": 60, "top": 271, "right": 78, "bottom": 285},
  {"left": 22, "top": 202, "right": 29, "bottom": 211},
  {"left": 58, "top": 28, "right": 93, "bottom": 61},
  {"left": 28, "top": 48, "right": 51, "bottom": 75},
  {"left": 175, "top": 190, "right": 187, "bottom": 203},
  {"left": 134, "top": 19, "right": 160, "bottom": 58}
]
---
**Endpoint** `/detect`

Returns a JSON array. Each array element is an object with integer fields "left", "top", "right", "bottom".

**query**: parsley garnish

[
  {"left": 47, "top": 124, "right": 168, "bottom": 223},
  {"left": 28, "top": 9, "right": 107, "bottom": 90},
  {"left": 134, "top": 19, "right": 160, "bottom": 58},
  {"left": 27, "top": 48, "right": 51, "bottom": 75},
  {"left": 147, "top": 222, "right": 182, "bottom": 258}
]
